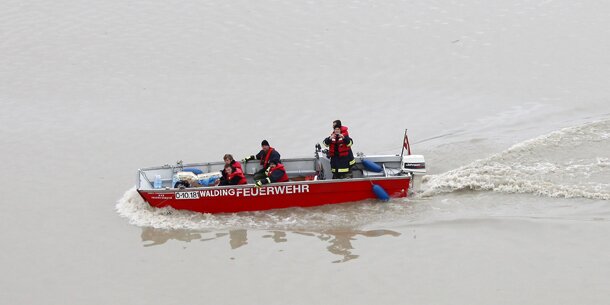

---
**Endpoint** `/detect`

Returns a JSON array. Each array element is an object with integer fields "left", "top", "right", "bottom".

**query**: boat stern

[{"left": 401, "top": 154, "right": 426, "bottom": 192}]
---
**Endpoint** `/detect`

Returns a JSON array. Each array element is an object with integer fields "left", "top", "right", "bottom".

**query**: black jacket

[
  {"left": 324, "top": 134, "right": 355, "bottom": 172},
  {"left": 255, "top": 148, "right": 281, "bottom": 167}
]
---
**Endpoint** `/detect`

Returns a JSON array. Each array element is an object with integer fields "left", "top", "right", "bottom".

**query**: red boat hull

[{"left": 138, "top": 177, "right": 410, "bottom": 214}]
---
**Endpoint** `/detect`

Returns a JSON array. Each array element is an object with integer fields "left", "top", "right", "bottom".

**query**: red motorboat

[{"left": 137, "top": 132, "right": 425, "bottom": 214}]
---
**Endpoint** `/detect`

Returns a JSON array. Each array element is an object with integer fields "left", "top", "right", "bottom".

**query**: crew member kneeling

[
  {"left": 243, "top": 140, "right": 281, "bottom": 181},
  {"left": 218, "top": 164, "right": 247, "bottom": 186},
  {"left": 255, "top": 160, "right": 289, "bottom": 187}
]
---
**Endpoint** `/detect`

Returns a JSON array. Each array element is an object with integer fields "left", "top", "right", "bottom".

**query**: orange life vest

[
  {"left": 268, "top": 164, "right": 289, "bottom": 183},
  {"left": 228, "top": 168, "right": 247, "bottom": 185},
  {"left": 261, "top": 147, "right": 275, "bottom": 168},
  {"left": 328, "top": 136, "right": 350, "bottom": 157}
]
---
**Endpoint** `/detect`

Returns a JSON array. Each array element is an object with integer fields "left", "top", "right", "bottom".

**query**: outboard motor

[
  {"left": 401, "top": 154, "right": 426, "bottom": 192},
  {"left": 401, "top": 155, "right": 426, "bottom": 174}
]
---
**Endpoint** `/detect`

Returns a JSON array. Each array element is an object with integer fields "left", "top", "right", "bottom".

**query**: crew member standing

[
  {"left": 324, "top": 125, "right": 355, "bottom": 179},
  {"left": 332, "top": 119, "right": 354, "bottom": 161}
]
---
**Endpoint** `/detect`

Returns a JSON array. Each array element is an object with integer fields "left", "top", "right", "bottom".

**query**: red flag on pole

[
  {"left": 404, "top": 132, "right": 411, "bottom": 155},
  {"left": 401, "top": 129, "right": 411, "bottom": 157}
]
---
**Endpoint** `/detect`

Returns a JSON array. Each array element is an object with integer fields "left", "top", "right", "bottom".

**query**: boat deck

[{"left": 137, "top": 154, "right": 408, "bottom": 191}]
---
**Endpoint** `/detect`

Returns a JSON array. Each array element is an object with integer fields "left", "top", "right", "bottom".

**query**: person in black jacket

[
  {"left": 243, "top": 140, "right": 281, "bottom": 180},
  {"left": 254, "top": 160, "right": 290, "bottom": 187},
  {"left": 324, "top": 126, "right": 355, "bottom": 179}
]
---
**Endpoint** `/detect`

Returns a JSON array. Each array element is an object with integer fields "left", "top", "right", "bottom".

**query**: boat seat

[
  {"left": 285, "top": 170, "right": 317, "bottom": 177},
  {"left": 362, "top": 170, "right": 385, "bottom": 177},
  {"left": 352, "top": 169, "right": 386, "bottom": 178},
  {"left": 285, "top": 170, "right": 317, "bottom": 182}
]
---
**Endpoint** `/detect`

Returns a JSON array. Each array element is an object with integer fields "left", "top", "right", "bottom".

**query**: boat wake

[
  {"left": 116, "top": 119, "right": 609, "bottom": 231},
  {"left": 421, "top": 119, "right": 610, "bottom": 200}
]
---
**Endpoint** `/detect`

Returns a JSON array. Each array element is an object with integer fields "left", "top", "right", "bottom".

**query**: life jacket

[
  {"left": 328, "top": 136, "right": 351, "bottom": 157},
  {"left": 231, "top": 160, "right": 243, "bottom": 172},
  {"left": 260, "top": 147, "right": 275, "bottom": 167},
  {"left": 340, "top": 126, "right": 349, "bottom": 136},
  {"left": 268, "top": 163, "right": 289, "bottom": 182},
  {"left": 228, "top": 168, "right": 247, "bottom": 185}
]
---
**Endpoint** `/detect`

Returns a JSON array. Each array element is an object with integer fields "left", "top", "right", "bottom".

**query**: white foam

[{"left": 421, "top": 119, "right": 610, "bottom": 200}]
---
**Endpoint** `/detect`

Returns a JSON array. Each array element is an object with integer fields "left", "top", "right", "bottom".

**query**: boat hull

[{"left": 138, "top": 176, "right": 410, "bottom": 214}]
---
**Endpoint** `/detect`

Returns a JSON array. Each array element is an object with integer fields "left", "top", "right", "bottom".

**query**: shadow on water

[{"left": 140, "top": 227, "right": 400, "bottom": 263}]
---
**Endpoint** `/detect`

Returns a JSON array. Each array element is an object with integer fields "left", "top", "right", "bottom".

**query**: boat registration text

[{"left": 175, "top": 184, "right": 310, "bottom": 199}]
